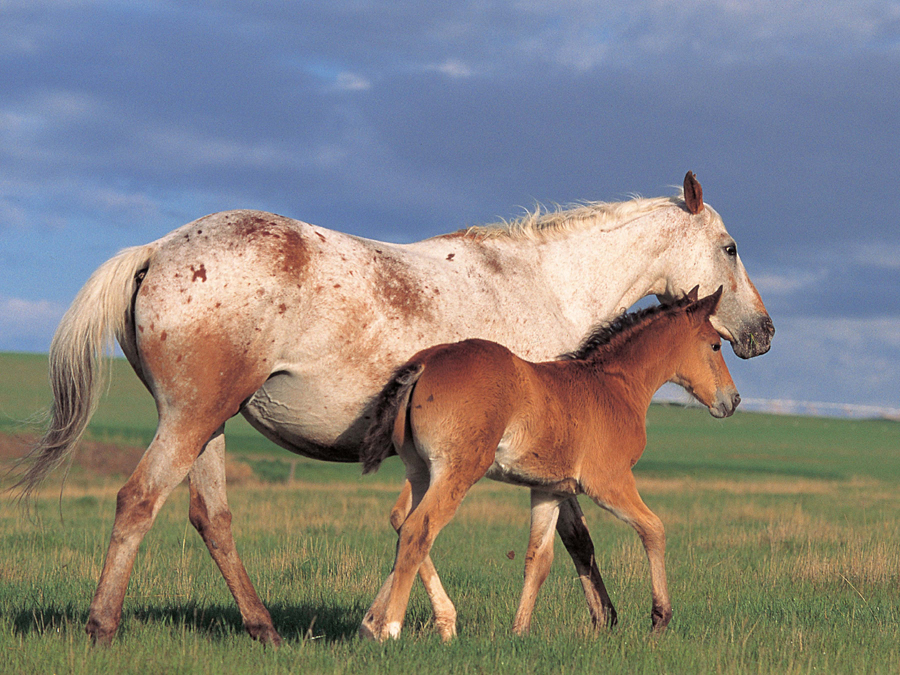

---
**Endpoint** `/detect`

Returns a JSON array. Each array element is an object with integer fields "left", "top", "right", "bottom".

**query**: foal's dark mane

[{"left": 560, "top": 295, "right": 695, "bottom": 362}]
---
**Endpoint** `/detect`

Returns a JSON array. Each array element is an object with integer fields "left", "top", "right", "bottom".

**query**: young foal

[{"left": 359, "top": 288, "right": 739, "bottom": 640}]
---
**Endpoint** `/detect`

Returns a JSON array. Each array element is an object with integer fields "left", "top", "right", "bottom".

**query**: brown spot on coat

[
  {"left": 372, "top": 251, "right": 433, "bottom": 323},
  {"left": 446, "top": 253, "right": 455, "bottom": 261},
  {"left": 481, "top": 248, "right": 503, "bottom": 274},
  {"left": 191, "top": 264, "right": 207, "bottom": 282}
]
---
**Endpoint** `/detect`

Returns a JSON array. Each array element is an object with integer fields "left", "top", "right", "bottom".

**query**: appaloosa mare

[
  {"left": 15, "top": 172, "right": 771, "bottom": 644},
  {"left": 359, "top": 288, "right": 738, "bottom": 640}
]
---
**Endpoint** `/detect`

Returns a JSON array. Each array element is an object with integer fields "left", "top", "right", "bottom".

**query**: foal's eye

[
  {"left": 712, "top": 343, "right": 721, "bottom": 352},
  {"left": 724, "top": 244, "right": 737, "bottom": 257}
]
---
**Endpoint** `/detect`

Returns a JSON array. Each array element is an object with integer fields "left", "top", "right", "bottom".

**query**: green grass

[{"left": 1, "top": 352, "right": 899, "bottom": 672}]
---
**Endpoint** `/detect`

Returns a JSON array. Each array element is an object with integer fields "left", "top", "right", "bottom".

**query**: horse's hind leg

[
  {"left": 555, "top": 496, "right": 617, "bottom": 629},
  {"left": 368, "top": 481, "right": 457, "bottom": 640},
  {"left": 86, "top": 417, "right": 213, "bottom": 645},
  {"left": 512, "top": 490, "right": 561, "bottom": 635},
  {"left": 187, "top": 427, "right": 281, "bottom": 646}
]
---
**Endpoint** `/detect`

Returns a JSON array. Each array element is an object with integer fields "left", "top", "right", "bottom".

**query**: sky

[{"left": 0, "top": 1, "right": 898, "bottom": 411}]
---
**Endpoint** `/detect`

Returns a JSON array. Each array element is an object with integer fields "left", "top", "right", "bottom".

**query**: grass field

[{"left": 1, "top": 353, "right": 899, "bottom": 673}]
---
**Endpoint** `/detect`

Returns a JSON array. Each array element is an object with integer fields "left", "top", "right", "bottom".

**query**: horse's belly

[{"left": 240, "top": 371, "right": 367, "bottom": 462}]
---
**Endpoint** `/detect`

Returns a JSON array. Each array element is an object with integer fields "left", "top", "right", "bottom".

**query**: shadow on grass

[{"left": 12, "top": 599, "right": 371, "bottom": 644}]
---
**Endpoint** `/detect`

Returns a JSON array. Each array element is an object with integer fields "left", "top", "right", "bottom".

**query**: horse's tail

[
  {"left": 360, "top": 362, "right": 425, "bottom": 475},
  {"left": 11, "top": 242, "right": 158, "bottom": 501}
]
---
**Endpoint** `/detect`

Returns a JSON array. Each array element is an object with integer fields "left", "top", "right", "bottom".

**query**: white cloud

[
  {"left": 729, "top": 314, "right": 900, "bottom": 407},
  {"left": 851, "top": 242, "right": 900, "bottom": 270},
  {"left": 752, "top": 269, "right": 824, "bottom": 296},
  {"left": 332, "top": 72, "right": 372, "bottom": 92},
  {"left": 0, "top": 295, "right": 65, "bottom": 352},
  {"left": 425, "top": 59, "right": 475, "bottom": 78}
]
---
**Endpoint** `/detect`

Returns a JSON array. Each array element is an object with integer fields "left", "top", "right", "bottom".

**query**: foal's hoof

[
  {"left": 359, "top": 612, "right": 383, "bottom": 642},
  {"left": 359, "top": 612, "right": 402, "bottom": 642},
  {"left": 435, "top": 619, "right": 457, "bottom": 643},
  {"left": 606, "top": 605, "right": 619, "bottom": 629}
]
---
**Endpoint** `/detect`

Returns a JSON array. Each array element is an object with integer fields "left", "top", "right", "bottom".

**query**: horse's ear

[
  {"left": 684, "top": 171, "right": 704, "bottom": 215},
  {"left": 685, "top": 285, "right": 700, "bottom": 302},
  {"left": 687, "top": 286, "right": 723, "bottom": 321}
]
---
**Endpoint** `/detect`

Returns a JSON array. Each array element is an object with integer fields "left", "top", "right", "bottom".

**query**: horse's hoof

[
  {"left": 85, "top": 619, "right": 116, "bottom": 646},
  {"left": 247, "top": 623, "right": 283, "bottom": 647},
  {"left": 650, "top": 606, "right": 672, "bottom": 634}
]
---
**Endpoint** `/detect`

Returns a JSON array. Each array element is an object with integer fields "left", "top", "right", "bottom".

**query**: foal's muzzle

[{"left": 709, "top": 390, "right": 741, "bottom": 418}]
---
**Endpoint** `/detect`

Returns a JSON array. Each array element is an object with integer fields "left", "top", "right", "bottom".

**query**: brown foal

[{"left": 359, "top": 287, "right": 740, "bottom": 640}]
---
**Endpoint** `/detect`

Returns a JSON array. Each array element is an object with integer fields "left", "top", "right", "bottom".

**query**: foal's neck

[{"left": 593, "top": 318, "right": 686, "bottom": 412}]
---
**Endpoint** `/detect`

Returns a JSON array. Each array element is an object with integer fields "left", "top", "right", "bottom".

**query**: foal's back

[{"left": 376, "top": 337, "right": 641, "bottom": 488}]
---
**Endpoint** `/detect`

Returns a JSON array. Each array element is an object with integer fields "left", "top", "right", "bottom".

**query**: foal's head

[{"left": 669, "top": 287, "right": 741, "bottom": 418}]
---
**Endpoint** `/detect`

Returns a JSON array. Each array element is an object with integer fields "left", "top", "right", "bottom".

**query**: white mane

[{"left": 463, "top": 192, "right": 688, "bottom": 241}]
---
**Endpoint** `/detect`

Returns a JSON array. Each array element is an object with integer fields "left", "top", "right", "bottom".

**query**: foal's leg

[
  {"left": 378, "top": 474, "right": 473, "bottom": 641},
  {"left": 590, "top": 473, "right": 671, "bottom": 633},
  {"left": 86, "top": 417, "right": 214, "bottom": 644},
  {"left": 512, "top": 490, "right": 561, "bottom": 635},
  {"left": 555, "top": 497, "right": 617, "bottom": 629},
  {"left": 368, "top": 481, "right": 457, "bottom": 640},
  {"left": 187, "top": 427, "right": 281, "bottom": 645}
]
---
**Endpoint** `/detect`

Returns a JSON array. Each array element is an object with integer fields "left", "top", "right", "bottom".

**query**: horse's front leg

[
  {"left": 187, "top": 427, "right": 281, "bottom": 646},
  {"left": 555, "top": 496, "right": 617, "bottom": 629}
]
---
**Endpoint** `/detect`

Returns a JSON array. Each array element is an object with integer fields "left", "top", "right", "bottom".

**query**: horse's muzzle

[{"left": 732, "top": 316, "right": 775, "bottom": 359}]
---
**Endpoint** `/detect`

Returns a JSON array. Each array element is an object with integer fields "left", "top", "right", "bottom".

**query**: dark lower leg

[{"left": 555, "top": 497, "right": 617, "bottom": 629}]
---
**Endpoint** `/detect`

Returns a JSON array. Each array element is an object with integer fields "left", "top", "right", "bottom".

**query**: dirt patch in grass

[
  {"left": 0, "top": 432, "right": 254, "bottom": 485},
  {"left": 0, "top": 432, "right": 144, "bottom": 479}
]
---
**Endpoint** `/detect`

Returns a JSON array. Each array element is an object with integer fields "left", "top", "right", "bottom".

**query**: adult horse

[{"left": 15, "top": 172, "right": 772, "bottom": 645}]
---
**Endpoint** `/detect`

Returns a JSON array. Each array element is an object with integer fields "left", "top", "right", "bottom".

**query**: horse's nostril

[{"left": 733, "top": 393, "right": 741, "bottom": 408}]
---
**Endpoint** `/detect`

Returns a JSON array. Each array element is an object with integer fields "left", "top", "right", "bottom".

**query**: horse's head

[
  {"left": 658, "top": 172, "right": 774, "bottom": 360},
  {"left": 670, "top": 286, "right": 741, "bottom": 419}
]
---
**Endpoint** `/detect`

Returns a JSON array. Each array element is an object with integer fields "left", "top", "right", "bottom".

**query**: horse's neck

[{"left": 523, "top": 213, "right": 674, "bottom": 331}]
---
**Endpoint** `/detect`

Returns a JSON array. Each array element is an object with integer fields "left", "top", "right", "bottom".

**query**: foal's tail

[
  {"left": 10, "top": 243, "right": 158, "bottom": 501},
  {"left": 360, "top": 363, "right": 425, "bottom": 475}
]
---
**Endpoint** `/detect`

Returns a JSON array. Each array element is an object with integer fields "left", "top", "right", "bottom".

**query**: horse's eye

[
  {"left": 712, "top": 343, "right": 721, "bottom": 352},
  {"left": 724, "top": 244, "right": 737, "bottom": 257}
]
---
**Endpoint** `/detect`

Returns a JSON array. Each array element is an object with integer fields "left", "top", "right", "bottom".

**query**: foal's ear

[
  {"left": 685, "top": 285, "right": 700, "bottom": 302},
  {"left": 687, "top": 285, "right": 723, "bottom": 321},
  {"left": 683, "top": 171, "right": 704, "bottom": 215}
]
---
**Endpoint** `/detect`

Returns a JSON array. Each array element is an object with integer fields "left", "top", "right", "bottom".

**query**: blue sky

[{"left": 1, "top": 1, "right": 898, "bottom": 409}]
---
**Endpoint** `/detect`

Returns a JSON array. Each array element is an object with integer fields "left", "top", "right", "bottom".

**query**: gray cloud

[{"left": 0, "top": 1, "right": 897, "bottom": 406}]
